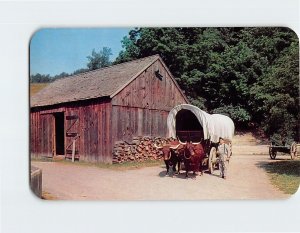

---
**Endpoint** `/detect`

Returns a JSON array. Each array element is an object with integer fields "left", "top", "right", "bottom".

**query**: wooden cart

[{"left": 269, "top": 141, "right": 298, "bottom": 160}]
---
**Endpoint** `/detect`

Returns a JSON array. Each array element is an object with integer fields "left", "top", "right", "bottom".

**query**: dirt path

[{"left": 32, "top": 145, "right": 289, "bottom": 200}]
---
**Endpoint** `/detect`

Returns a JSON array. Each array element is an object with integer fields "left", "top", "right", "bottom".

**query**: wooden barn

[{"left": 30, "top": 55, "right": 188, "bottom": 163}]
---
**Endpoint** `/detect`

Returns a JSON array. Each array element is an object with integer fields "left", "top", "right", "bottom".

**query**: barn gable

[{"left": 111, "top": 57, "right": 188, "bottom": 109}]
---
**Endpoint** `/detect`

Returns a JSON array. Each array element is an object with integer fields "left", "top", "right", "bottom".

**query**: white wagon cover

[{"left": 167, "top": 104, "right": 235, "bottom": 143}]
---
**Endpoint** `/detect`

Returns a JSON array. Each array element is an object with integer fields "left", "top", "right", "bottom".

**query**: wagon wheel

[
  {"left": 209, "top": 147, "right": 217, "bottom": 174},
  {"left": 290, "top": 142, "right": 298, "bottom": 160},
  {"left": 269, "top": 145, "right": 277, "bottom": 160}
]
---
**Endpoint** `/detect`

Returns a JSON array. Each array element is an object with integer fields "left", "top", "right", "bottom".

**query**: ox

[
  {"left": 178, "top": 141, "right": 206, "bottom": 178},
  {"left": 155, "top": 139, "right": 206, "bottom": 179},
  {"left": 154, "top": 140, "right": 182, "bottom": 176}
]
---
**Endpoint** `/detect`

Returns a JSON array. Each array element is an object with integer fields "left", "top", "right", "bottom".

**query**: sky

[{"left": 30, "top": 28, "right": 131, "bottom": 76}]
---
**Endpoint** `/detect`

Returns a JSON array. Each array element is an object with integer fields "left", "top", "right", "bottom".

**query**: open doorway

[
  {"left": 176, "top": 109, "right": 203, "bottom": 142},
  {"left": 54, "top": 112, "right": 65, "bottom": 155}
]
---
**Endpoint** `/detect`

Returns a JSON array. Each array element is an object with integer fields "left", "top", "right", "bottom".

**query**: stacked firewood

[{"left": 112, "top": 136, "right": 175, "bottom": 164}]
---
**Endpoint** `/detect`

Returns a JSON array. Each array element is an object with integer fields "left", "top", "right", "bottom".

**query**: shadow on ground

[
  {"left": 257, "top": 160, "right": 300, "bottom": 177},
  {"left": 158, "top": 168, "right": 211, "bottom": 179}
]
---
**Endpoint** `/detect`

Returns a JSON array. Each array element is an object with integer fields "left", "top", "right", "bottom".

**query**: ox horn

[
  {"left": 153, "top": 143, "right": 163, "bottom": 149},
  {"left": 169, "top": 144, "right": 181, "bottom": 150},
  {"left": 192, "top": 141, "right": 201, "bottom": 145},
  {"left": 178, "top": 139, "right": 187, "bottom": 145}
]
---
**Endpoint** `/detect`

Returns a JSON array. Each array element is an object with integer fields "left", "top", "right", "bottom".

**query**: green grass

[
  {"left": 31, "top": 157, "right": 164, "bottom": 171},
  {"left": 261, "top": 160, "right": 300, "bottom": 195}
]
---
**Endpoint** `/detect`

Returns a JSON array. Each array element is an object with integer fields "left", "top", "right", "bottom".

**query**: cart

[
  {"left": 168, "top": 104, "right": 235, "bottom": 175},
  {"left": 269, "top": 141, "right": 298, "bottom": 160}
]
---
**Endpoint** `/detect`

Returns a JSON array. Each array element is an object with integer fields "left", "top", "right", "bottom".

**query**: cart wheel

[
  {"left": 209, "top": 147, "right": 217, "bottom": 174},
  {"left": 269, "top": 145, "right": 277, "bottom": 160},
  {"left": 290, "top": 142, "right": 297, "bottom": 160}
]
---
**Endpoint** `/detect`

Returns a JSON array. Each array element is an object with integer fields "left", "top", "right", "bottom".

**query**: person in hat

[{"left": 217, "top": 137, "right": 230, "bottom": 179}]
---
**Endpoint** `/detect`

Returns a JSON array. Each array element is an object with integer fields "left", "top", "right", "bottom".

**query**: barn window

[
  {"left": 175, "top": 109, "right": 203, "bottom": 142},
  {"left": 155, "top": 70, "right": 163, "bottom": 80}
]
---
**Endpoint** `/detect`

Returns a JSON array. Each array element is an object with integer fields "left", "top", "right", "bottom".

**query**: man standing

[{"left": 217, "top": 137, "right": 229, "bottom": 179}]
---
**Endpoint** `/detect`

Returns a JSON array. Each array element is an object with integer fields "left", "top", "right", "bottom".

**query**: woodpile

[{"left": 112, "top": 136, "right": 176, "bottom": 164}]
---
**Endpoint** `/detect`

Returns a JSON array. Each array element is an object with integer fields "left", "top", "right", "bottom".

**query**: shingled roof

[{"left": 31, "top": 55, "right": 169, "bottom": 107}]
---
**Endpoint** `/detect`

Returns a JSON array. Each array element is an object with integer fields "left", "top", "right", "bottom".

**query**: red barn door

[{"left": 40, "top": 113, "right": 54, "bottom": 157}]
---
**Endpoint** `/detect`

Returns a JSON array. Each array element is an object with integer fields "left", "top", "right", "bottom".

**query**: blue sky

[{"left": 30, "top": 28, "right": 131, "bottom": 76}]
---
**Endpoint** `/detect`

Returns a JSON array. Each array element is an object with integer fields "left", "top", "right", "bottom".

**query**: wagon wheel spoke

[
  {"left": 269, "top": 144, "right": 277, "bottom": 160},
  {"left": 290, "top": 142, "right": 298, "bottom": 160},
  {"left": 209, "top": 147, "right": 217, "bottom": 174}
]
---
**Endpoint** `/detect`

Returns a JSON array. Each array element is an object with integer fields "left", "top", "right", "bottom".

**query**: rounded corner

[
  {"left": 29, "top": 28, "right": 48, "bottom": 49},
  {"left": 29, "top": 183, "right": 44, "bottom": 200},
  {"left": 280, "top": 26, "right": 299, "bottom": 42}
]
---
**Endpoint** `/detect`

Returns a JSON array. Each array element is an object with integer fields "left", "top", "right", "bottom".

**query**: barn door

[
  {"left": 65, "top": 114, "right": 80, "bottom": 159},
  {"left": 40, "top": 114, "right": 54, "bottom": 157}
]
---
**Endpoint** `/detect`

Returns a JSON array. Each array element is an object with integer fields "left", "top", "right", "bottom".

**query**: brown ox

[{"left": 179, "top": 141, "right": 206, "bottom": 178}]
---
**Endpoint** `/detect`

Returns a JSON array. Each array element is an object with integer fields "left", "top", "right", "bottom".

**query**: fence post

[{"left": 72, "top": 139, "right": 76, "bottom": 162}]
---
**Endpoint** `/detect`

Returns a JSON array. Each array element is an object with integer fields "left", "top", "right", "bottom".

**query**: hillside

[{"left": 30, "top": 83, "right": 48, "bottom": 97}]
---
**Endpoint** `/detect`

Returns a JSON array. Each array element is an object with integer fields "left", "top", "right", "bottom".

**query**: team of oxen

[{"left": 154, "top": 139, "right": 207, "bottom": 178}]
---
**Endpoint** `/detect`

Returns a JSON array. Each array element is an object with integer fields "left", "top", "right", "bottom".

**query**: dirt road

[{"left": 32, "top": 145, "right": 289, "bottom": 200}]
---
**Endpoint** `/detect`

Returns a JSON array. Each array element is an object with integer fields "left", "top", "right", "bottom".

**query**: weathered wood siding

[
  {"left": 30, "top": 99, "right": 112, "bottom": 163},
  {"left": 112, "top": 59, "right": 187, "bottom": 110},
  {"left": 111, "top": 106, "right": 170, "bottom": 142},
  {"left": 111, "top": 59, "right": 188, "bottom": 142},
  {"left": 31, "top": 112, "right": 54, "bottom": 158}
]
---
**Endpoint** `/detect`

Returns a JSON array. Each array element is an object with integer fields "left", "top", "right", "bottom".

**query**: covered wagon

[{"left": 167, "top": 104, "right": 235, "bottom": 173}]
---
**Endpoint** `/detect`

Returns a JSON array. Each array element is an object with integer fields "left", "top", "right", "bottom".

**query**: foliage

[
  {"left": 251, "top": 41, "right": 299, "bottom": 140},
  {"left": 115, "top": 27, "right": 299, "bottom": 140},
  {"left": 72, "top": 68, "right": 89, "bottom": 75},
  {"left": 30, "top": 73, "right": 51, "bottom": 83},
  {"left": 87, "top": 47, "right": 112, "bottom": 70},
  {"left": 212, "top": 105, "right": 251, "bottom": 124}
]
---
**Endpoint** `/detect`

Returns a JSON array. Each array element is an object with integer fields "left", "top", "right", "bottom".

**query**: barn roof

[{"left": 31, "top": 54, "right": 186, "bottom": 107}]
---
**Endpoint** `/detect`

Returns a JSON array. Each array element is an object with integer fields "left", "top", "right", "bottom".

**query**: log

[{"left": 112, "top": 136, "right": 175, "bottom": 163}]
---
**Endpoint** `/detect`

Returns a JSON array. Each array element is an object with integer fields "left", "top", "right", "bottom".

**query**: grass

[
  {"left": 261, "top": 160, "right": 300, "bottom": 195},
  {"left": 31, "top": 157, "right": 164, "bottom": 171},
  {"left": 30, "top": 83, "right": 49, "bottom": 96}
]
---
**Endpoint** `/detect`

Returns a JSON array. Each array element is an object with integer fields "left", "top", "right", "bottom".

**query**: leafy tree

[
  {"left": 116, "top": 27, "right": 299, "bottom": 140},
  {"left": 30, "top": 72, "right": 71, "bottom": 83},
  {"left": 251, "top": 41, "right": 299, "bottom": 140},
  {"left": 30, "top": 73, "right": 51, "bottom": 83},
  {"left": 87, "top": 47, "right": 112, "bottom": 70},
  {"left": 53, "top": 72, "right": 70, "bottom": 80},
  {"left": 72, "top": 68, "right": 89, "bottom": 75}
]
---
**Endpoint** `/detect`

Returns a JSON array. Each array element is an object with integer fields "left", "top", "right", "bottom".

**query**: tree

[
  {"left": 53, "top": 72, "right": 70, "bottom": 81},
  {"left": 250, "top": 41, "right": 299, "bottom": 140},
  {"left": 87, "top": 47, "right": 112, "bottom": 70},
  {"left": 115, "top": 27, "right": 299, "bottom": 139},
  {"left": 72, "top": 68, "right": 89, "bottom": 75},
  {"left": 30, "top": 73, "right": 51, "bottom": 83}
]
